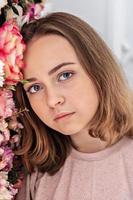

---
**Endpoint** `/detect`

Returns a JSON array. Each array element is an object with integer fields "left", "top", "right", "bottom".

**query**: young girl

[{"left": 15, "top": 12, "right": 133, "bottom": 200}]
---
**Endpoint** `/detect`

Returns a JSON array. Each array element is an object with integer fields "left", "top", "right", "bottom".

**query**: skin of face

[{"left": 23, "top": 34, "right": 100, "bottom": 149}]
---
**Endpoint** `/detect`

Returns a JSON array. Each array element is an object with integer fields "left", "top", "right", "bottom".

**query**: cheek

[
  {"left": 28, "top": 96, "right": 48, "bottom": 118},
  {"left": 72, "top": 84, "right": 99, "bottom": 113},
  {"left": 28, "top": 96, "right": 55, "bottom": 129},
  {"left": 31, "top": 101, "right": 52, "bottom": 125}
]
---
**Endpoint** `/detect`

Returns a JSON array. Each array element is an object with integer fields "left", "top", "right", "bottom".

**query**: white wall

[
  {"left": 52, "top": 0, "right": 108, "bottom": 38},
  {"left": 121, "top": 0, "right": 133, "bottom": 88}
]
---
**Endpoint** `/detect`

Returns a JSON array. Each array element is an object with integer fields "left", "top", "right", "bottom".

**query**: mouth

[{"left": 54, "top": 112, "right": 75, "bottom": 121}]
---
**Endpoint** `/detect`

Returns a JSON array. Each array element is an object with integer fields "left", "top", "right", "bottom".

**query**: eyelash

[
  {"left": 26, "top": 71, "right": 74, "bottom": 94},
  {"left": 58, "top": 71, "right": 74, "bottom": 81}
]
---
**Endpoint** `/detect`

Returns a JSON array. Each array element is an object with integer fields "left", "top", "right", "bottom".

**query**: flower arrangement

[{"left": 0, "top": 0, "right": 50, "bottom": 199}]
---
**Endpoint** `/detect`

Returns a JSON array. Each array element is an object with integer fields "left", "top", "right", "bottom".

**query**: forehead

[{"left": 23, "top": 34, "right": 79, "bottom": 77}]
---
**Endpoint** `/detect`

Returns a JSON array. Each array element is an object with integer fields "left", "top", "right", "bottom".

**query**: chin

[{"left": 56, "top": 126, "right": 83, "bottom": 136}]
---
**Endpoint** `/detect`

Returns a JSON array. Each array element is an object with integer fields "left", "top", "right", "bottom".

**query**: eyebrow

[{"left": 26, "top": 62, "right": 75, "bottom": 83}]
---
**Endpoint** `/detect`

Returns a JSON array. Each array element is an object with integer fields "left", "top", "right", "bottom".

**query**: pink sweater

[{"left": 16, "top": 136, "right": 133, "bottom": 200}]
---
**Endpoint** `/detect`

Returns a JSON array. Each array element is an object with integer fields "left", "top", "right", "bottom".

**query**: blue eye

[
  {"left": 27, "top": 84, "right": 42, "bottom": 94},
  {"left": 58, "top": 72, "right": 73, "bottom": 81}
]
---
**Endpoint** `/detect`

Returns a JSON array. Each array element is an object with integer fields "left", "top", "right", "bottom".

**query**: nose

[{"left": 46, "top": 88, "right": 65, "bottom": 108}]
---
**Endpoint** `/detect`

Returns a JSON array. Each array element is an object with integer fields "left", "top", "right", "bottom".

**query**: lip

[{"left": 54, "top": 112, "right": 75, "bottom": 121}]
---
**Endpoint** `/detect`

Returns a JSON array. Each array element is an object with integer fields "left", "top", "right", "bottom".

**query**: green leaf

[
  {"left": 6, "top": 85, "right": 16, "bottom": 91},
  {"left": 20, "top": 79, "right": 29, "bottom": 85}
]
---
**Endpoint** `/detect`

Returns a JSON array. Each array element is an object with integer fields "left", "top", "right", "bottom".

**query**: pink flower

[
  {"left": 0, "top": 171, "right": 17, "bottom": 199},
  {"left": 0, "top": 146, "right": 14, "bottom": 171},
  {"left": 0, "top": 119, "right": 10, "bottom": 145},
  {"left": 33, "top": 3, "right": 45, "bottom": 20},
  {"left": 0, "top": 89, "right": 15, "bottom": 119},
  {"left": 22, "top": 2, "right": 50, "bottom": 24},
  {"left": 8, "top": 116, "right": 23, "bottom": 131},
  {"left": 0, "top": 131, "right": 10, "bottom": 146},
  {"left": 0, "top": 20, "right": 25, "bottom": 85},
  {"left": 0, "top": 60, "right": 5, "bottom": 87},
  {"left": 0, "top": 90, "right": 6, "bottom": 117}
]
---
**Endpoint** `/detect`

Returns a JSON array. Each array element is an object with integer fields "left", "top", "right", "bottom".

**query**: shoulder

[
  {"left": 121, "top": 137, "right": 133, "bottom": 168},
  {"left": 122, "top": 137, "right": 133, "bottom": 155},
  {"left": 15, "top": 168, "right": 42, "bottom": 200},
  {"left": 15, "top": 156, "right": 72, "bottom": 199}
]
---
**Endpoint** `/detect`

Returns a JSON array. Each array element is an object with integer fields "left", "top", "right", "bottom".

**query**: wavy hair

[{"left": 15, "top": 12, "right": 133, "bottom": 175}]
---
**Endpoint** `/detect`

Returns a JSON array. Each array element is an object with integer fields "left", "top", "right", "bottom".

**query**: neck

[{"left": 70, "top": 129, "right": 107, "bottom": 153}]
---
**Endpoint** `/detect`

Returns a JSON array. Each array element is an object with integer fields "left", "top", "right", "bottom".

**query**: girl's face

[{"left": 23, "top": 34, "right": 99, "bottom": 135}]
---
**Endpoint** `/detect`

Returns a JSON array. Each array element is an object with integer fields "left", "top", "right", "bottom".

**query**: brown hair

[{"left": 15, "top": 12, "right": 133, "bottom": 175}]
